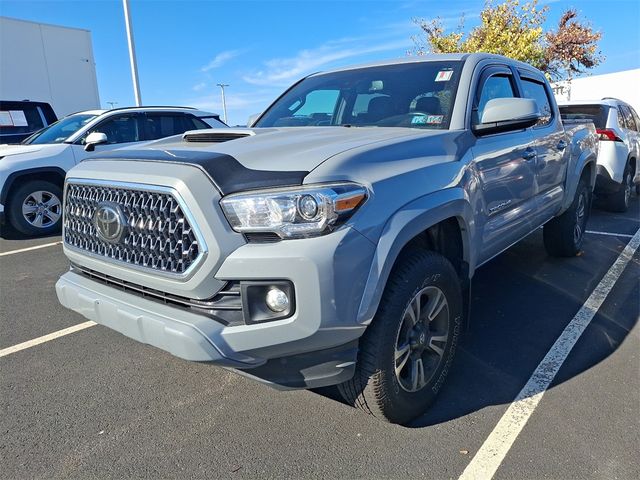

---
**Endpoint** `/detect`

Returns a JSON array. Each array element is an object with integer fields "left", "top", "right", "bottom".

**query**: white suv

[
  {"left": 0, "top": 106, "right": 226, "bottom": 235},
  {"left": 559, "top": 98, "right": 640, "bottom": 212}
]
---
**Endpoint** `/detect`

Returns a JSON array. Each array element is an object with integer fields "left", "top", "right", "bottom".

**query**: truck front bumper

[{"left": 56, "top": 226, "right": 376, "bottom": 388}]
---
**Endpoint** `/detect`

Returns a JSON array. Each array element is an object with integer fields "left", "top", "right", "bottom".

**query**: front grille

[{"left": 63, "top": 182, "right": 203, "bottom": 275}]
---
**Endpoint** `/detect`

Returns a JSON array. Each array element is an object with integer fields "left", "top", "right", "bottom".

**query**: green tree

[{"left": 412, "top": 0, "right": 603, "bottom": 81}]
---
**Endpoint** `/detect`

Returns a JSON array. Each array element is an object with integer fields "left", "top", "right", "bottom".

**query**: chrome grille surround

[{"left": 63, "top": 179, "right": 207, "bottom": 278}]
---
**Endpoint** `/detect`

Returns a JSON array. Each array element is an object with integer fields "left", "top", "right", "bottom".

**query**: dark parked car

[{"left": 0, "top": 100, "right": 57, "bottom": 144}]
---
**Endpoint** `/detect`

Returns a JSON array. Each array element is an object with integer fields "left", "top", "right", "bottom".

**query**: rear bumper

[{"left": 595, "top": 165, "right": 622, "bottom": 194}]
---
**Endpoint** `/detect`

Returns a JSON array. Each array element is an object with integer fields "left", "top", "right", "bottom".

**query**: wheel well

[
  {"left": 3, "top": 169, "right": 65, "bottom": 208},
  {"left": 399, "top": 217, "right": 467, "bottom": 282},
  {"left": 629, "top": 157, "right": 636, "bottom": 176}
]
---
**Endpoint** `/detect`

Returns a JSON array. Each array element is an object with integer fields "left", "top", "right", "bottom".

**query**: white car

[
  {"left": 559, "top": 98, "right": 640, "bottom": 212},
  {"left": 0, "top": 106, "right": 226, "bottom": 235}
]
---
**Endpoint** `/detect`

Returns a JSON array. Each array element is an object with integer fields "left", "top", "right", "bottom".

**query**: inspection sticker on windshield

[
  {"left": 435, "top": 70, "right": 453, "bottom": 82},
  {"left": 412, "top": 114, "right": 443, "bottom": 125}
]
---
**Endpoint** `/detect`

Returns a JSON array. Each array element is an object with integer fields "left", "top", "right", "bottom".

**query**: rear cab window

[{"left": 558, "top": 104, "right": 610, "bottom": 129}]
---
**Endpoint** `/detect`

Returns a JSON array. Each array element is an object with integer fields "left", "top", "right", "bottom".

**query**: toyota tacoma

[{"left": 56, "top": 54, "right": 598, "bottom": 425}]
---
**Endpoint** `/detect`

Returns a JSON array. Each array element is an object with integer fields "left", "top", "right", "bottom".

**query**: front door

[
  {"left": 70, "top": 113, "right": 144, "bottom": 163},
  {"left": 471, "top": 67, "right": 538, "bottom": 265}
]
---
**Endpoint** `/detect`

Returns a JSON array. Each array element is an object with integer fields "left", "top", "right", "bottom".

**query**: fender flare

[
  {"left": 355, "top": 187, "right": 474, "bottom": 325},
  {"left": 0, "top": 166, "right": 67, "bottom": 206},
  {"left": 562, "top": 150, "right": 597, "bottom": 211}
]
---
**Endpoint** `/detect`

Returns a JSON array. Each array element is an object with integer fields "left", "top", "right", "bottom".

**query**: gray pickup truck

[{"left": 56, "top": 53, "right": 598, "bottom": 425}]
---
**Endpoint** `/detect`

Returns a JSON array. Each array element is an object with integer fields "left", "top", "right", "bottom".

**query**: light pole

[
  {"left": 106, "top": 101, "right": 118, "bottom": 109},
  {"left": 217, "top": 83, "right": 229, "bottom": 124},
  {"left": 122, "top": 0, "right": 142, "bottom": 106}
]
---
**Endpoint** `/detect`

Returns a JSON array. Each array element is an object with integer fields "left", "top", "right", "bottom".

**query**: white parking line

[
  {"left": 586, "top": 230, "right": 634, "bottom": 239},
  {"left": 0, "top": 241, "right": 62, "bottom": 257},
  {"left": 0, "top": 321, "right": 96, "bottom": 358},
  {"left": 459, "top": 226, "right": 640, "bottom": 480}
]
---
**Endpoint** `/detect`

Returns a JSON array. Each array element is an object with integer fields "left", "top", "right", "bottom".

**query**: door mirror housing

[
  {"left": 247, "top": 113, "right": 260, "bottom": 127},
  {"left": 473, "top": 98, "right": 541, "bottom": 135},
  {"left": 84, "top": 131, "right": 108, "bottom": 152}
]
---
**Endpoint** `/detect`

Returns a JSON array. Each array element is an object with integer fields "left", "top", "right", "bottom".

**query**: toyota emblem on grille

[{"left": 93, "top": 202, "right": 126, "bottom": 243}]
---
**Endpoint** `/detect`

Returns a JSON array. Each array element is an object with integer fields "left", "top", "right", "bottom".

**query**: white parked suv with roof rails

[
  {"left": 559, "top": 98, "right": 640, "bottom": 212},
  {"left": 0, "top": 106, "right": 226, "bottom": 235}
]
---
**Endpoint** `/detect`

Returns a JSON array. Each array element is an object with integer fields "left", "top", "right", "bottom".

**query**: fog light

[{"left": 265, "top": 287, "right": 289, "bottom": 312}]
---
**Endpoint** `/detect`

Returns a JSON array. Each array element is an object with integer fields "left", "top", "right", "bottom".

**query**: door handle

[
  {"left": 522, "top": 148, "right": 537, "bottom": 161},
  {"left": 557, "top": 140, "right": 568, "bottom": 150}
]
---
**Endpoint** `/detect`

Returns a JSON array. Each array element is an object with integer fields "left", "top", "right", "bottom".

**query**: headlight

[{"left": 220, "top": 182, "right": 367, "bottom": 239}]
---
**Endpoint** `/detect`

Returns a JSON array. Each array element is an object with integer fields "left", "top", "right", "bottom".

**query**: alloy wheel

[
  {"left": 394, "top": 286, "right": 450, "bottom": 392},
  {"left": 21, "top": 190, "right": 62, "bottom": 229}
]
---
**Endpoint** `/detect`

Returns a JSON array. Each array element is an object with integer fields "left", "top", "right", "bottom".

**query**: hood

[
  {"left": 0, "top": 143, "right": 68, "bottom": 158},
  {"left": 88, "top": 127, "right": 456, "bottom": 195},
  {"left": 106, "top": 127, "right": 434, "bottom": 172}
]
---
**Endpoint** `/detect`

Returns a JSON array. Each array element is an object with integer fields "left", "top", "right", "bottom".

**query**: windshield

[
  {"left": 256, "top": 61, "right": 463, "bottom": 129},
  {"left": 23, "top": 114, "right": 97, "bottom": 145}
]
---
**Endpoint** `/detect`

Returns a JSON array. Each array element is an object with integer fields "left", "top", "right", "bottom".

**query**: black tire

[
  {"left": 338, "top": 250, "right": 463, "bottom": 425},
  {"left": 606, "top": 162, "right": 633, "bottom": 213},
  {"left": 7, "top": 180, "right": 63, "bottom": 236},
  {"left": 543, "top": 178, "right": 590, "bottom": 257}
]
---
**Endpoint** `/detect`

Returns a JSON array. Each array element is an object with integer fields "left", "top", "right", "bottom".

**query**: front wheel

[
  {"left": 338, "top": 250, "right": 463, "bottom": 425},
  {"left": 7, "top": 180, "right": 63, "bottom": 236},
  {"left": 543, "top": 178, "right": 590, "bottom": 257}
]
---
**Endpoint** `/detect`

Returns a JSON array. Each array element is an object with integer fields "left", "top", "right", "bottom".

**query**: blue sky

[{"left": 1, "top": 0, "right": 639, "bottom": 125}]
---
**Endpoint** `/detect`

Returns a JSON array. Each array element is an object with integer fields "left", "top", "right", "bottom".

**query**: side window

[
  {"left": 198, "top": 116, "right": 226, "bottom": 128},
  {"left": 631, "top": 107, "right": 640, "bottom": 133},
  {"left": 144, "top": 114, "right": 192, "bottom": 140},
  {"left": 616, "top": 108, "right": 627, "bottom": 130},
  {"left": 619, "top": 105, "right": 636, "bottom": 131},
  {"left": 520, "top": 77, "right": 552, "bottom": 126},
  {"left": 475, "top": 74, "right": 516, "bottom": 124},
  {"left": 88, "top": 114, "right": 141, "bottom": 144}
]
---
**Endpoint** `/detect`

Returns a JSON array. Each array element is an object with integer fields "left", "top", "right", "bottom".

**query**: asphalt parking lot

[{"left": 1, "top": 199, "right": 638, "bottom": 480}]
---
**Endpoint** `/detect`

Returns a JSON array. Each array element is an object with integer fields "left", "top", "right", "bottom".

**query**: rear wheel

[
  {"left": 543, "top": 178, "right": 590, "bottom": 257},
  {"left": 606, "top": 162, "right": 632, "bottom": 213},
  {"left": 7, "top": 180, "right": 63, "bottom": 236},
  {"left": 338, "top": 250, "right": 463, "bottom": 425}
]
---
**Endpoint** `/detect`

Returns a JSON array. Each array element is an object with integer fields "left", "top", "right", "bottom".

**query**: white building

[
  {"left": 552, "top": 69, "right": 640, "bottom": 113},
  {"left": 0, "top": 16, "right": 101, "bottom": 117}
]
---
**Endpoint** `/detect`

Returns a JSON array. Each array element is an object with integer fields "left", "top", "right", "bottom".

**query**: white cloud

[
  {"left": 192, "top": 82, "right": 207, "bottom": 92},
  {"left": 201, "top": 49, "right": 243, "bottom": 72},
  {"left": 242, "top": 38, "right": 412, "bottom": 87}
]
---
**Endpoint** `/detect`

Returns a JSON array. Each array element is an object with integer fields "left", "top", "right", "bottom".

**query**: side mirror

[
  {"left": 247, "top": 113, "right": 260, "bottom": 128},
  {"left": 473, "top": 98, "right": 541, "bottom": 135},
  {"left": 84, "top": 131, "right": 108, "bottom": 152}
]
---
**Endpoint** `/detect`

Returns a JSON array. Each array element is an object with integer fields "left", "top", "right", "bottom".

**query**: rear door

[
  {"left": 142, "top": 112, "right": 207, "bottom": 141},
  {"left": 517, "top": 69, "right": 567, "bottom": 223},
  {"left": 470, "top": 66, "right": 538, "bottom": 265}
]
